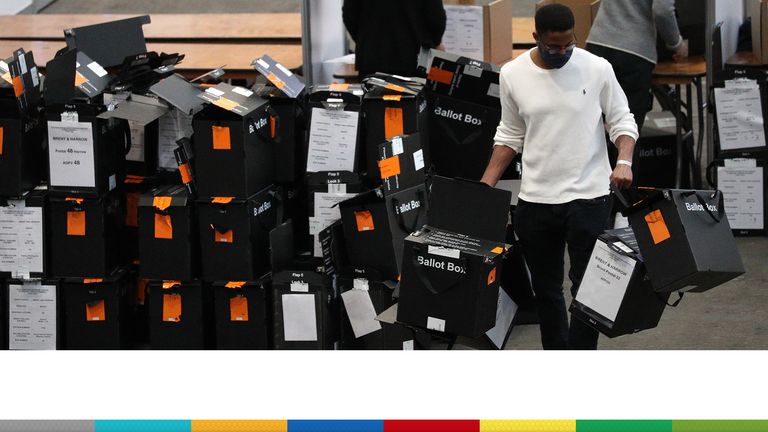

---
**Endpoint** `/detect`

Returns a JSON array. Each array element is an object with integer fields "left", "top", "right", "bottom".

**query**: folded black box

[
  {"left": 339, "top": 185, "right": 429, "bottom": 278},
  {"left": 271, "top": 270, "right": 339, "bottom": 350},
  {"left": 0, "top": 189, "right": 48, "bottom": 279},
  {"left": 0, "top": 88, "right": 44, "bottom": 197},
  {"left": 46, "top": 103, "right": 129, "bottom": 197},
  {"left": 570, "top": 228, "right": 671, "bottom": 338},
  {"left": 62, "top": 268, "right": 131, "bottom": 349},
  {"left": 193, "top": 83, "right": 275, "bottom": 198},
  {"left": 253, "top": 85, "right": 306, "bottom": 184},
  {"left": 212, "top": 280, "right": 269, "bottom": 349},
  {"left": 621, "top": 188, "right": 746, "bottom": 293},
  {"left": 64, "top": 15, "right": 150, "bottom": 68},
  {"left": 197, "top": 185, "right": 280, "bottom": 281},
  {"left": 122, "top": 174, "right": 167, "bottom": 263},
  {"left": 377, "top": 133, "right": 427, "bottom": 195},
  {"left": 148, "top": 280, "right": 211, "bottom": 349},
  {"left": 138, "top": 184, "right": 197, "bottom": 281},
  {"left": 306, "top": 171, "right": 363, "bottom": 258},
  {"left": 6, "top": 278, "right": 62, "bottom": 350},
  {"left": 306, "top": 84, "right": 364, "bottom": 174},
  {"left": 48, "top": 193, "right": 124, "bottom": 278},
  {"left": 425, "top": 50, "right": 501, "bottom": 108}
]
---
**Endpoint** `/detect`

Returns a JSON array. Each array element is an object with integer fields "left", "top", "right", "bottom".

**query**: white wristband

[{"left": 617, "top": 160, "right": 633, "bottom": 168}]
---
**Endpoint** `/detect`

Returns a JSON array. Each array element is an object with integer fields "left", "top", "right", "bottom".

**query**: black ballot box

[
  {"left": 253, "top": 85, "right": 306, "bottom": 184},
  {"left": 306, "top": 171, "right": 364, "bottom": 258},
  {"left": 6, "top": 279, "right": 62, "bottom": 350},
  {"left": 619, "top": 188, "right": 746, "bottom": 293},
  {"left": 62, "top": 268, "right": 131, "bottom": 349},
  {"left": 339, "top": 185, "right": 428, "bottom": 279},
  {"left": 148, "top": 280, "right": 211, "bottom": 349},
  {"left": 425, "top": 50, "right": 501, "bottom": 107},
  {"left": 634, "top": 112, "right": 677, "bottom": 188},
  {"left": 122, "top": 174, "right": 167, "bottom": 263},
  {"left": 46, "top": 103, "right": 129, "bottom": 197},
  {"left": 0, "top": 88, "right": 45, "bottom": 197},
  {"left": 271, "top": 270, "right": 339, "bottom": 350},
  {"left": 0, "top": 189, "right": 48, "bottom": 280},
  {"left": 570, "top": 228, "right": 671, "bottom": 338},
  {"left": 48, "top": 193, "right": 124, "bottom": 278},
  {"left": 377, "top": 133, "right": 427, "bottom": 195},
  {"left": 197, "top": 185, "right": 281, "bottom": 281},
  {"left": 138, "top": 184, "right": 198, "bottom": 281},
  {"left": 305, "top": 84, "right": 364, "bottom": 174},
  {"left": 193, "top": 83, "right": 276, "bottom": 199},
  {"left": 212, "top": 280, "right": 269, "bottom": 349}
]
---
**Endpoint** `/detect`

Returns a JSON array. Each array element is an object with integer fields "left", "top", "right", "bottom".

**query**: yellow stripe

[
  {"left": 480, "top": 420, "right": 576, "bottom": 432},
  {"left": 192, "top": 420, "right": 287, "bottom": 432}
]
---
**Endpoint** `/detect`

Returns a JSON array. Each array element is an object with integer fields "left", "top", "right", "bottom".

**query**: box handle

[
  {"left": 410, "top": 247, "right": 468, "bottom": 295},
  {"left": 680, "top": 190, "right": 725, "bottom": 223},
  {"left": 390, "top": 189, "right": 426, "bottom": 234}
]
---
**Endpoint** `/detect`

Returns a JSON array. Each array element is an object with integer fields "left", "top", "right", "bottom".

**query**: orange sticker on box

[
  {"left": 65, "top": 197, "right": 84, "bottom": 204},
  {"left": 162, "top": 280, "right": 181, "bottom": 289},
  {"left": 491, "top": 246, "right": 504, "bottom": 254},
  {"left": 67, "top": 211, "right": 86, "bottom": 236},
  {"left": 269, "top": 115, "right": 277, "bottom": 139},
  {"left": 225, "top": 282, "right": 247, "bottom": 289},
  {"left": 428, "top": 67, "right": 454, "bottom": 85},
  {"left": 212, "top": 197, "right": 233, "bottom": 204},
  {"left": 74, "top": 71, "right": 88, "bottom": 87},
  {"left": 215, "top": 229, "right": 234, "bottom": 243},
  {"left": 12, "top": 75, "right": 23, "bottom": 98},
  {"left": 137, "top": 279, "right": 148, "bottom": 306},
  {"left": 86, "top": 300, "right": 105, "bottom": 321},
  {"left": 383, "top": 95, "right": 402, "bottom": 101},
  {"left": 125, "top": 192, "right": 139, "bottom": 227},
  {"left": 154, "top": 213, "right": 173, "bottom": 240},
  {"left": 384, "top": 83, "right": 407, "bottom": 93},
  {"left": 267, "top": 72, "right": 286, "bottom": 90},
  {"left": 179, "top": 163, "right": 192, "bottom": 184},
  {"left": 230, "top": 296, "right": 249, "bottom": 321},
  {"left": 83, "top": 278, "right": 103, "bottom": 284},
  {"left": 329, "top": 83, "right": 349, "bottom": 91},
  {"left": 0, "top": 127, "right": 4, "bottom": 156},
  {"left": 355, "top": 210, "right": 375, "bottom": 232},
  {"left": 213, "top": 97, "right": 240, "bottom": 112},
  {"left": 645, "top": 209, "right": 671, "bottom": 245},
  {"left": 384, "top": 107, "right": 404, "bottom": 139},
  {"left": 488, "top": 268, "right": 497, "bottom": 285},
  {"left": 153, "top": 196, "right": 172, "bottom": 211},
  {"left": 211, "top": 125, "right": 231, "bottom": 150},
  {"left": 125, "top": 175, "right": 144, "bottom": 184},
  {"left": 162, "top": 293, "right": 182, "bottom": 322},
  {"left": 378, "top": 155, "right": 401, "bottom": 179}
]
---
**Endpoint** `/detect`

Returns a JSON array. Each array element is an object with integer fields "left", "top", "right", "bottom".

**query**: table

[{"left": 652, "top": 56, "right": 707, "bottom": 189}]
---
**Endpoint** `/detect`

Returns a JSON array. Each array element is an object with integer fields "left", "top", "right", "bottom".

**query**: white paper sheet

[
  {"left": 47, "top": 120, "right": 96, "bottom": 188},
  {"left": 282, "top": 294, "right": 318, "bottom": 342},
  {"left": 443, "top": 5, "right": 485, "bottom": 61},
  {"left": 715, "top": 80, "right": 767, "bottom": 151},
  {"left": 341, "top": 289, "right": 382, "bottom": 338},
  {"left": 306, "top": 107, "right": 359, "bottom": 172},
  {"left": 126, "top": 120, "right": 145, "bottom": 162},
  {"left": 310, "top": 191, "right": 355, "bottom": 257},
  {"left": 157, "top": 109, "right": 194, "bottom": 170},
  {"left": 718, "top": 166, "right": 765, "bottom": 230},
  {"left": 0, "top": 204, "right": 44, "bottom": 278},
  {"left": 485, "top": 287, "right": 518, "bottom": 349},
  {"left": 575, "top": 241, "right": 637, "bottom": 322},
  {"left": 8, "top": 281, "right": 58, "bottom": 350}
]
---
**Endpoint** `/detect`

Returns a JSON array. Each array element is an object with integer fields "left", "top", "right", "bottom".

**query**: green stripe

[
  {"left": 577, "top": 420, "right": 672, "bottom": 432},
  {"left": 673, "top": 421, "right": 768, "bottom": 431}
]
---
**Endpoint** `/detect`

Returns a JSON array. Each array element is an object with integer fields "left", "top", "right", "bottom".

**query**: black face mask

[{"left": 538, "top": 43, "right": 574, "bottom": 69}]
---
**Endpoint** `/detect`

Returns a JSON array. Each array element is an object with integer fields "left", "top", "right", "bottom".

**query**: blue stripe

[
  {"left": 95, "top": 420, "right": 191, "bottom": 432},
  {"left": 287, "top": 420, "right": 384, "bottom": 432}
]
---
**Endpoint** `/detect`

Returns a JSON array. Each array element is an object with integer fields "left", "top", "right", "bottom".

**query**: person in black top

[{"left": 342, "top": 0, "right": 446, "bottom": 77}]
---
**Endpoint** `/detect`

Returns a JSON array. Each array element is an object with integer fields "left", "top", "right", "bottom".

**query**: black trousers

[{"left": 514, "top": 196, "right": 612, "bottom": 350}]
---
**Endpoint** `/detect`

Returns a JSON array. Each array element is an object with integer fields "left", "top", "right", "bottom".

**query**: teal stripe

[
  {"left": 673, "top": 420, "right": 768, "bottom": 431},
  {"left": 95, "top": 420, "right": 191, "bottom": 432},
  {"left": 577, "top": 420, "right": 672, "bottom": 432}
]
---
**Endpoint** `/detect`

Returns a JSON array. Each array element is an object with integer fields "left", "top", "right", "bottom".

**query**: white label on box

[
  {"left": 328, "top": 183, "right": 347, "bottom": 194},
  {"left": 443, "top": 5, "right": 485, "bottom": 61},
  {"left": 311, "top": 191, "right": 355, "bottom": 257},
  {"left": 341, "top": 289, "right": 382, "bottom": 338},
  {"left": 232, "top": 86, "right": 254, "bottom": 98},
  {"left": 158, "top": 109, "right": 193, "bottom": 170},
  {"left": 256, "top": 58, "right": 270, "bottom": 69},
  {"left": 575, "top": 241, "right": 637, "bottom": 322},
  {"left": 108, "top": 174, "right": 116, "bottom": 191},
  {"left": 402, "top": 340, "right": 414, "bottom": 350},
  {"left": 290, "top": 281, "right": 309, "bottom": 292},
  {"left": 9, "top": 281, "right": 57, "bottom": 350},
  {"left": 126, "top": 120, "right": 145, "bottom": 162},
  {"left": 0, "top": 206, "right": 44, "bottom": 277},
  {"left": 485, "top": 286, "right": 518, "bottom": 349},
  {"left": 282, "top": 294, "right": 318, "bottom": 341},
  {"left": 276, "top": 63, "right": 293, "bottom": 77},
  {"left": 353, "top": 278, "right": 369, "bottom": 291},
  {"left": 18, "top": 53, "right": 27, "bottom": 74},
  {"left": 613, "top": 241, "right": 634, "bottom": 254},
  {"left": 487, "top": 83, "right": 500, "bottom": 99},
  {"left": 426, "top": 316, "right": 446, "bottom": 332},
  {"left": 306, "top": 107, "right": 359, "bottom": 172},
  {"left": 428, "top": 245, "right": 461, "bottom": 259},
  {"left": 413, "top": 149, "right": 425, "bottom": 171},
  {"left": 47, "top": 120, "right": 96, "bottom": 188},
  {"left": 714, "top": 80, "right": 767, "bottom": 151},
  {"left": 724, "top": 158, "right": 758, "bottom": 168},
  {"left": 30, "top": 66, "right": 39, "bottom": 88},
  {"left": 718, "top": 166, "right": 765, "bottom": 230},
  {"left": 391, "top": 136, "right": 404, "bottom": 156},
  {"left": 60, "top": 111, "right": 79, "bottom": 123},
  {"left": 205, "top": 87, "right": 225, "bottom": 97},
  {"left": 87, "top": 61, "right": 108, "bottom": 78}
]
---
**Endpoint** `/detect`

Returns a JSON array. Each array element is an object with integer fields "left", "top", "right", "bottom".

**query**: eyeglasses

[{"left": 539, "top": 40, "right": 577, "bottom": 55}]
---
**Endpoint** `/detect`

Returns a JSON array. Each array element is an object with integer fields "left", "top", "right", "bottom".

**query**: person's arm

[
  {"left": 423, "top": 0, "right": 447, "bottom": 47},
  {"left": 600, "top": 61, "right": 638, "bottom": 189},
  {"left": 481, "top": 72, "right": 525, "bottom": 186},
  {"left": 652, "top": 0, "right": 687, "bottom": 61},
  {"left": 342, "top": 0, "right": 361, "bottom": 42}
]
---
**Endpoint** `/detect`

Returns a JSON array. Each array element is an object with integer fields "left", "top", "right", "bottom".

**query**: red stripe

[{"left": 384, "top": 420, "right": 479, "bottom": 432}]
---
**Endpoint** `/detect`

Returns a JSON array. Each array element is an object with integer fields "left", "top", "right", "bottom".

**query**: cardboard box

[
  {"left": 377, "top": 133, "right": 428, "bottom": 195},
  {"left": 305, "top": 84, "right": 364, "bottom": 174},
  {"left": 48, "top": 193, "right": 124, "bottom": 278},
  {"left": 749, "top": 0, "right": 768, "bottom": 64},
  {"left": 138, "top": 184, "right": 198, "bottom": 281},
  {"left": 6, "top": 279, "right": 62, "bottom": 350},
  {"left": 536, "top": 0, "right": 600, "bottom": 49},
  {"left": 443, "top": 0, "right": 513, "bottom": 64},
  {"left": 148, "top": 280, "right": 212, "bottom": 349},
  {"left": 197, "top": 185, "right": 281, "bottom": 281},
  {"left": 62, "top": 268, "right": 131, "bottom": 349},
  {"left": 570, "top": 227, "right": 670, "bottom": 338},
  {"left": 212, "top": 280, "right": 269, "bottom": 349},
  {"left": 715, "top": 158, "right": 767, "bottom": 236},
  {"left": 619, "top": 188, "right": 746, "bottom": 293},
  {"left": 193, "top": 83, "right": 275, "bottom": 199},
  {"left": 0, "top": 189, "right": 47, "bottom": 279},
  {"left": 271, "top": 270, "right": 339, "bottom": 350}
]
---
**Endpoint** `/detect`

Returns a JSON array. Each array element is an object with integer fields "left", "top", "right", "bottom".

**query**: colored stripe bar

[
  {"left": 673, "top": 421, "right": 768, "bottom": 432},
  {"left": 384, "top": 420, "right": 480, "bottom": 432},
  {"left": 481, "top": 420, "right": 576, "bottom": 432},
  {"left": 577, "top": 420, "right": 672, "bottom": 432},
  {"left": 95, "top": 420, "right": 191, "bottom": 432},
  {"left": 0, "top": 420, "right": 95, "bottom": 432},
  {"left": 287, "top": 420, "right": 383, "bottom": 432},
  {"left": 192, "top": 420, "right": 287, "bottom": 432}
]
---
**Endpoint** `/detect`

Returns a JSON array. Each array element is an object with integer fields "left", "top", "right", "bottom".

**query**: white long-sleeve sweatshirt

[{"left": 493, "top": 48, "right": 638, "bottom": 205}]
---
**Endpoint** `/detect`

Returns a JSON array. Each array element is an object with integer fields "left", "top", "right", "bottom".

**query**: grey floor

[{"left": 31, "top": 0, "right": 768, "bottom": 350}]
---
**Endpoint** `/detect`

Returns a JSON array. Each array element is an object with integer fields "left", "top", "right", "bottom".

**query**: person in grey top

[{"left": 586, "top": 0, "right": 689, "bottom": 135}]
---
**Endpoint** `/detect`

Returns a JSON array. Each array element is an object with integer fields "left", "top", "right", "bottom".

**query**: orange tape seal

[
  {"left": 212, "top": 125, "right": 231, "bottom": 150},
  {"left": 384, "top": 107, "right": 404, "bottom": 139},
  {"left": 230, "top": 296, "right": 249, "bottom": 321},
  {"left": 428, "top": 67, "right": 454, "bottom": 85},
  {"left": 378, "top": 155, "right": 401, "bottom": 179},
  {"left": 645, "top": 209, "right": 671, "bottom": 245},
  {"left": 86, "top": 300, "right": 105, "bottom": 321},
  {"left": 162, "top": 293, "right": 182, "bottom": 322},
  {"left": 355, "top": 210, "right": 375, "bottom": 232}
]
